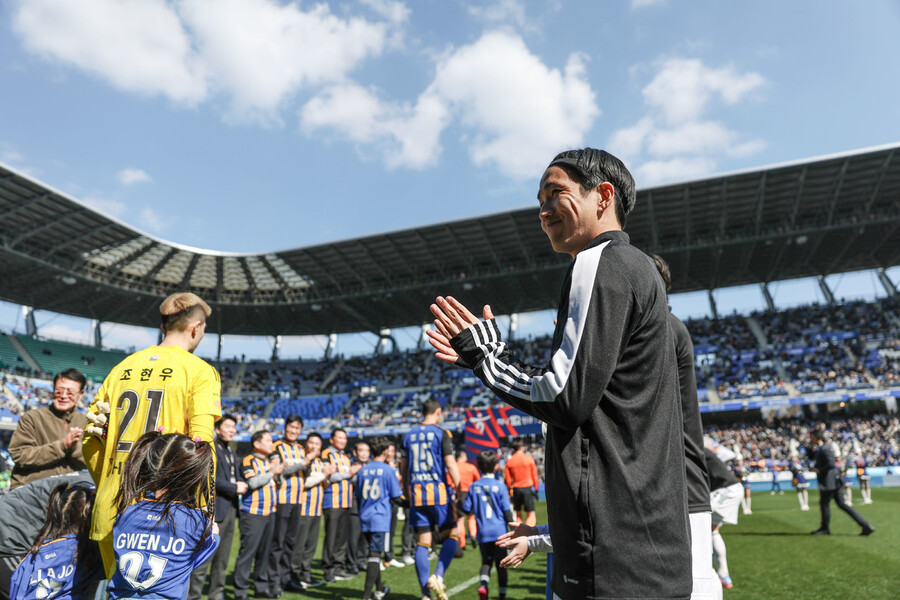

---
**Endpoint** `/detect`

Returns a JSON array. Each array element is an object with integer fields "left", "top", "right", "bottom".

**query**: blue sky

[{"left": 2, "top": 0, "right": 900, "bottom": 361}]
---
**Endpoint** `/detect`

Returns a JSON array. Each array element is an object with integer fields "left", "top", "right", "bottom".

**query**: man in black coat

[
  {"left": 810, "top": 429, "right": 874, "bottom": 536},
  {"left": 188, "top": 414, "right": 249, "bottom": 600}
]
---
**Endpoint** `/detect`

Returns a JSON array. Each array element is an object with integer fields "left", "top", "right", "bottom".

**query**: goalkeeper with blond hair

[{"left": 83, "top": 292, "right": 222, "bottom": 576}]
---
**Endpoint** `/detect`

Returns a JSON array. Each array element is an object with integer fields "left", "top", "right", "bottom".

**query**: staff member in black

[
  {"left": 810, "top": 429, "right": 874, "bottom": 536},
  {"left": 188, "top": 414, "right": 248, "bottom": 600},
  {"left": 429, "top": 148, "right": 691, "bottom": 599},
  {"left": 652, "top": 254, "right": 716, "bottom": 598}
]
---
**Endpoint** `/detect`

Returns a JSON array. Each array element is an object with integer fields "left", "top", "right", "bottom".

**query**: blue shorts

[
  {"left": 409, "top": 502, "right": 456, "bottom": 533},
  {"left": 364, "top": 531, "right": 389, "bottom": 553}
]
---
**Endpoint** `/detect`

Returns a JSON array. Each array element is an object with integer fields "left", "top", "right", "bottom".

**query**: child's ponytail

[{"left": 114, "top": 430, "right": 162, "bottom": 514}]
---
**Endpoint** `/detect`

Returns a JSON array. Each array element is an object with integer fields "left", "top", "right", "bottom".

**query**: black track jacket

[{"left": 450, "top": 231, "right": 691, "bottom": 599}]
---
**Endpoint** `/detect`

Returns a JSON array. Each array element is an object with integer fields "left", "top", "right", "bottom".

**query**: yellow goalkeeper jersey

[{"left": 83, "top": 345, "right": 222, "bottom": 544}]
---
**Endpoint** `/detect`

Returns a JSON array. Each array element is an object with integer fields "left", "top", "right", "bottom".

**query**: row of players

[{"left": 7, "top": 399, "right": 536, "bottom": 600}]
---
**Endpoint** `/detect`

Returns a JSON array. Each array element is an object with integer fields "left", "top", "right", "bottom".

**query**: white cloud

[
  {"left": 608, "top": 57, "right": 766, "bottom": 186},
  {"left": 635, "top": 157, "right": 717, "bottom": 187},
  {"left": 642, "top": 58, "right": 765, "bottom": 126},
  {"left": 11, "top": 0, "right": 401, "bottom": 119},
  {"left": 117, "top": 168, "right": 152, "bottom": 185},
  {"left": 82, "top": 196, "right": 127, "bottom": 218},
  {"left": 12, "top": 0, "right": 207, "bottom": 104},
  {"left": 140, "top": 207, "right": 166, "bottom": 232},
  {"left": 300, "top": 83, "right": 448, "bottom": 169},
  {"left": 301, "top": 31, "right": 599, "bottom": 179},
  {"left": 179, "top": 0, "right": 392, "bottom": 119},
  {"left": 360, "top": 0, "right": 410, "bottom": 25},
  {"left": 467, "top": 0, "right": 529, "bottom": 29}
]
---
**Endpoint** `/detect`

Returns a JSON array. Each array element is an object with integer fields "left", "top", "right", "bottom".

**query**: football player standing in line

[
  {"left": 401, "top": 399, "right": 460, "bottom": 600},
  {"left": 83, "top": 292, "right": 221, "bottom": 577}
]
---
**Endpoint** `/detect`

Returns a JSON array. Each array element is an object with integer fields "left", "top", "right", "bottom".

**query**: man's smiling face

[{"left": 537, "top": 165, "right": 601, "bottom": 257}]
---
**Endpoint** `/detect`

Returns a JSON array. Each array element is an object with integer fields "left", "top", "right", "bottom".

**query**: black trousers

[
  {"left": 268, "top": 503, "right": 303, "bottom": 589},
  {"left": 233, "top": 512, "right": 276, "bottom": 597},
  {"left": 401, "top": 515, "right": 415, "bottom": 557},
  {"left": 346, "top": 510, "right": 366, "bottom": 572},
  {"left": 321, "top": 507, "right": 350, "bottom": 578},
  {"left": 187, "top": 504, "right": 237, "bottom": 600},
  {"left": 290, "top": 514, "right": 321, "bottom": 583},
  {"left": 819, "top": 488, "right": 871, "bottom": 531}
]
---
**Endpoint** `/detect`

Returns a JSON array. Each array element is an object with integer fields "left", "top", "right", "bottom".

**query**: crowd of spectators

[{"left": 704, "top": 412, "right": 900, "bottom": 469}]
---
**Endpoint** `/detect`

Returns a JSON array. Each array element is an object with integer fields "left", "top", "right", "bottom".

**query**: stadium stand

[
  {"left": 704, "top": 413, "right": 900, "bottom": 469},
  {"left": 11, "top": 335, "right": 127, "bottom": 382}
]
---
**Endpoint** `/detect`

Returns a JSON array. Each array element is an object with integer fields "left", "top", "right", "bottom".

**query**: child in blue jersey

[
  {"left": 107, "top": 431, "right": 220, "bottom": 600},
  {"left": 10, "top": 481, "right": 103, "bottom": 600},
  {"left": 463, "top": 451, "right": 513, "bottom": 600},
  {"left": 355, "top": 436, "right": 402, "bottom": 600}
]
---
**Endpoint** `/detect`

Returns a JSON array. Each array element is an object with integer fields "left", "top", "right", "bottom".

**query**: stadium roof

[{"left": 2, "top": 143, "right": 900, "bottom": 336}]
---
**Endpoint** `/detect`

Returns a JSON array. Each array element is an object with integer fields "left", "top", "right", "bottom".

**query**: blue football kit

[
  {"left": 107, "top": 499, "right": 220, "bottom": 599},
  {"left": 402, "top": 424, "right": 455, "bottom": 530},
  {"left": 356, "top": 461, "right": 402, "bottom": 533},
  {"left": 463, "top": 474, "right": 511, "bottom": 544},
  {"left": 10, "top": 535, "right": 103, "bottom": 600}
]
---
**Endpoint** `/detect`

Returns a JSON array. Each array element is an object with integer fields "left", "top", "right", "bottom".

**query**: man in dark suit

[
  {"left": 810, "top": 429, "right": 874, "bottom": 536},
  {"left": 188, "top": 414, "right": 249, "bottom": 600}
]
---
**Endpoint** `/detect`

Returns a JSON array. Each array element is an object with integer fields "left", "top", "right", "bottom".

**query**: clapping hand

[{"left": 427, "top": 296, "right": 494, "bottom": 365}]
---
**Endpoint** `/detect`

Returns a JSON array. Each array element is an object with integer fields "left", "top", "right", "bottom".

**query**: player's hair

[
  {"left": 422, "top": 398, "right": 442, "bottom": 416},
  {"left": 368, "top": 436, "right": 391, "bottom": 458},
  {"left": 511, "top": 440, "right": 525, "bottom": 451},
  {"left": 215, "top": 413, "right": 237, "bottom": 429},
  {"left": 115, "top": 432, "right": 215, "bottom": 554},
  {"left": 29, "top": 482, "right": 95, "bottom": 560},
  {"left": 251, "top": 429, "right": 270, "bottom": 445},
  {"left": 649, "top": 253, "right": 671, "bottom": 291},
  {"left": 285, "top": 415, "right": 304, "bottom": 427},
  {"left": 305, "top": 432, "right": 323, "bottom": 444},
  {"left": 53, "top": 368, "right": 87, "bottom": 392},
  {"left": 548, "top": 148, "right": 636, "bottom": 228},
  {"left": 331, "top": 427, "right": 347, "bottom": 439},
  {"left": 160, "top": 292, "right": 212, "bottom": 333},
  {"left": 456, "top": 448, "right": 468, "bottom": 460},
  {"left": 476, "top": 450, "right": 498, "bottom": 475}
]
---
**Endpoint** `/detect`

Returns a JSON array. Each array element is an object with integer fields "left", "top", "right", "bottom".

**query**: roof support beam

[
  {"left": 766, "top": 167, "right": 808, "bottom": 282},
  {"left": 11, "top": 207, "right": 86, "bottom": 248},
  {"left": 864, "top": 149, "right": 895, "bottom": 215},
  {"left": 737, "top": 173, "right": 769, "bottom": 277},
  {"left": 825, "top": 227, "right": 861, "bottom": 274},
  {"left": 411, "top": 230, "right": 446, "bottom": 279},
  {"left": 825, "top": 158, "right": 850, "bottom": 226},
  {"left": 144, "top": 246, "right": 177, "bottom": 281},
  {"left": 877, "top": 268, "right": 896, "bottom": 297},
  {"left": 1, "top": 193, "right": 53, "bottom": 223},
  {"left": 477, "top": 221, "right": 502, "bottom": 269},
  {"left": 45, "top": 222, "right": 118, "bottom": 261},
  {"left": 817, "top": 275, "right": 836, "bottom": 306},
  {"left": 507, "top": 214, "right": 533, "bottom": 263}
]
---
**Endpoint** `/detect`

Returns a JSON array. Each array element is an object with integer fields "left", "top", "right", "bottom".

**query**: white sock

[{"left": 711, "top": 530, "right": 729, "bottom": 578}]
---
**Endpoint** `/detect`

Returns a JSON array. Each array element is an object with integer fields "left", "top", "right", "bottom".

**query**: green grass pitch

[{"left": 209, "top": 489, "right": 900, "bottom": 599}]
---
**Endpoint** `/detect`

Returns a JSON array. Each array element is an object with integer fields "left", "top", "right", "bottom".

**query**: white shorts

[
  {"left": 711, "top": 483, "right": 744, "bottom": 526},
  {"left": 690, "top": 512, "right": 720, "bottom": 600}
]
